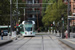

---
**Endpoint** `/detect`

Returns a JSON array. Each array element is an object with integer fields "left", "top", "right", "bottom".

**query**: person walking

[
  {"left": 1, "top": 30, "right": 4, "bottom": 40},
  {"left": 65, "top": 29, "right": 68, "bottom": 38},
  {"left": 38, "top": 28, "right": 40, "bottom": 32}
]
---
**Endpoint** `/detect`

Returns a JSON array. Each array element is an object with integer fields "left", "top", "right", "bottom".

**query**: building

[
  {"left": 63, "top": 0, "right": 75, "bottom": 32},
  {"left": 70, "top": 0, "right": 75, "bottom": 26},
  {"left": 63, "top": 0, "right": 67, "bottom": 2},
  {"left": 22, "top": 0, "right": 42, "bottom": 28}
]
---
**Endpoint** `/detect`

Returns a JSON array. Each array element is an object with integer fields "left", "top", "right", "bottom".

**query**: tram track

[
  {"left": 12, "top": 37, "right": 24, "bottom": 44},
  {"left": 16, "top": 37, "right": 32, "bottom": 50},
  {"left": 49, "top": 35, "right": 72, "bottom": 50},
  {"left": 0, "top": 37, "right": 24, "bottom": 50},
  {"left": 0, "top": 37, "right": 33, "bottom": 50},
  {"left": 48, "top": 35, "right": 64, "bottom": 50},
  {"left": 48, "top": 35, "right": 54, "bottom": 41}
]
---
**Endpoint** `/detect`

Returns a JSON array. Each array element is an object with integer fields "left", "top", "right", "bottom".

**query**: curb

[
  {"left": 59, "top": 39, "right": 75, "bottom": 50},
  {"left": 0, "top": 40, "right": 13, "bottom": 46}
]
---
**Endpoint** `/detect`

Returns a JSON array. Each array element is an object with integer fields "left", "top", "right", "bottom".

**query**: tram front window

[{"left": 25, "top": 27, "right": 32, "bottom": 31}]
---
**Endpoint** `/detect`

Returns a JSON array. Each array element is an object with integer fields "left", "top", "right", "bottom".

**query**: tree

[
  {"left": 42, "top": 0, "right": 67, "bottom": 27},
  {"left": 0, "top": 0, "right": 26, "bottom": 25},
  {"left": 0, "top": 0, "right": 10, "bottom": 25},
  {"left": 42, "top": 0, "right": 49, "bottom": 16}
]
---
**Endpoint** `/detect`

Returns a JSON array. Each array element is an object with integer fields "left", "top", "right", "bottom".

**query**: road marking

[{"left": 64, "top": 39, "right": 75, "bottom": 44}]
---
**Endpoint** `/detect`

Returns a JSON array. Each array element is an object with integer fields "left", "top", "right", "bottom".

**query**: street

[
  {"left": 0, "top": 33, "right": 72, "bottom": 50},
  {"left": 0, "top": 0, "right": 75, "bottom": 50}
]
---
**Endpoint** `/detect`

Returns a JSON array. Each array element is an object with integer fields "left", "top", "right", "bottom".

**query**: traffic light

[{"left": 51, "top": 24, "right": 52, "bottom": 26}]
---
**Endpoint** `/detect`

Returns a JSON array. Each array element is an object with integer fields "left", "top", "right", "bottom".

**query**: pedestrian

[
  {"left": 38, "top": 28, "right": 40, "bottom": 32},
  {"left": 1, "top": 30, "right": 4, "bottom": 40},
  {"left": 65, "top": 29, "right": 68, "bottom": 38}
]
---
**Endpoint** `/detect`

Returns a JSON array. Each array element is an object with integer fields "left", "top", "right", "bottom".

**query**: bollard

[
  {"left": 54, "top": 30, "right": 55, "bottom": 34},
  {"left": 8, "top": 33, "right": 10, "bottom": 40},
  {"left": 51, "top": 30, "right": 52, "bottom": 34},
  {"left": 48, "top": 30, "right": 49, "bottom": 34}
]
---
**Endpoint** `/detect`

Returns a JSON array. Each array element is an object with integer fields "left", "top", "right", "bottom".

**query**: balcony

[
  {"left": 28, "top": 17, "right": 37, "bottom": 21},
  {"left": 26, "top": 10, "right": 40, "bottom": 14},
  {"left": 26, "top": 4, "right": 40, "bottom": 7}
]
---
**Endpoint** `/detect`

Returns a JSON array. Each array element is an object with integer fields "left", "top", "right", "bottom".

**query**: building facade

[
  {"left": 63, "top": 0, "right": 75, "bottom": 32},
  {"left": 70, "top": 0, "right": 75, "bottom": 26},
  {"left": 22, "top": 0, "right": 42, "bottom": 28}
]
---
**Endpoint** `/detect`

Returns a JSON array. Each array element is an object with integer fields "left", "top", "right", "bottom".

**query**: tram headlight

[
  {"left": 31, "top": 32, "right": 32, "bottom": 34},
  {"left": 25, "top": 32, "right": 27, "bottom": 34}
]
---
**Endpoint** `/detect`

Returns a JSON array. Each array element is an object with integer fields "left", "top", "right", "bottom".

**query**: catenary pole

[
  {"left": 16, "top": 0, "right": 18, "bottom": 24},
  {"left": 67, "top": 0, "right": 70, "bottom": 38},
  {"left": 10, "top": 0, "right": 12, "bottom": 33}
]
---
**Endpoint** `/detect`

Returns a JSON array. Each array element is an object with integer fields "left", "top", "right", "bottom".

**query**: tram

[
  {"left": 20, "top": 20, "right": 36, "bottom": 36},
  {"left": 0, "top": 26, "right": 10, "bottom": 36}
]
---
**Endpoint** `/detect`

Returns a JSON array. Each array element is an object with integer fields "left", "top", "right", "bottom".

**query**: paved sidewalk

[
  {"left": 0, "top": 36, "right": 11, "bottom": 40},
  {"left": 0, "top": 34, "right": 22, "bottom": 46},
  {"left": 0, "top": 39, "right": 13, "bottom": 46},
  {"left": 0, "top": 36, "right": 13, "bottom": 46},
  {"left": 51, "top": 32, "right": 75, "bottom": 50},
  {"left": 59, "top": 38, "right": 75, "bottom": 50},
  {"left": 55, "top": 33, "right": 75, "bottom": 50}
]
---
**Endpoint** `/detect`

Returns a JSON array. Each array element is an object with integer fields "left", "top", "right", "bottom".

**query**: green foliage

[
  {"left": 0, "top": 0, "right": 26, "bottom": 25},
  {"left": 42, "top": 0, "right": 67, "bottom": 27},
  {"left": 0, "top": 0, "right": 10, "bottom": 25},
  {"left": 42, "top": 0, "right": 49, "bottom": 16}
]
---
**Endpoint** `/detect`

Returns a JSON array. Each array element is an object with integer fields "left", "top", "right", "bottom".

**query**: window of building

[
  {"left": 26, "top": 0, "right": 32, "bottom": 3},
  {"left": 74, "top": 0, "right": 75, "bottom": 1},
  {"left": 64, "top": 0, "right": 67, "bottom": 2},
  {"left": 74, "top": 5, "right": 75, "bottom": 9},
  {"left": 34, "top": 0, "right": 39, "bottom": 3}
]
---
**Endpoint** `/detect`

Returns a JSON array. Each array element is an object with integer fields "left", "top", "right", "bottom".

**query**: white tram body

[{"left": 20, "top": 21, "right": 36, "bottom": 36}]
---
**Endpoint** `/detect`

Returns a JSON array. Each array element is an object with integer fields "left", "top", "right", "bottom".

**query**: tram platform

[
  {"left": 0, "top": 36, "right": 13, "bottom": 46},
  {"left": 0, "top": 34, "right": 22, "bottom": 46},
  {"left": 0, "top": 39, "right": 13, "bottom": 46},
  {"left": 59, "top": 38, "right": 75, "bottom": 50},
  {"left": 52, "top": 32, "right": 75, "bottom": 50}
]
